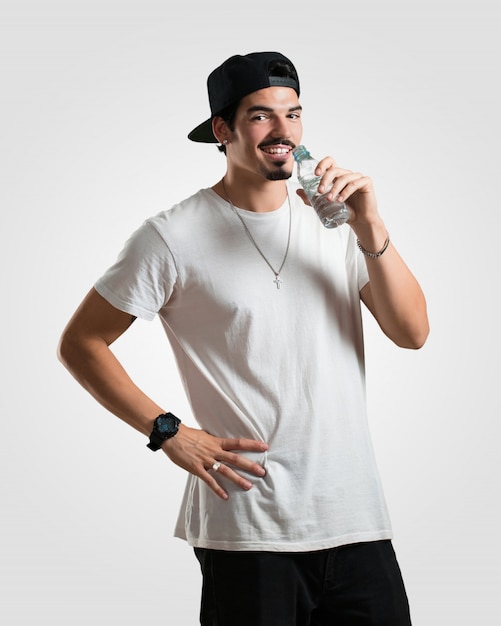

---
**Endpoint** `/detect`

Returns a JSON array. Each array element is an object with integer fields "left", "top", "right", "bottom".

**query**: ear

[{"left": 212, "top": 116, "right": 229, "bottom": 145}]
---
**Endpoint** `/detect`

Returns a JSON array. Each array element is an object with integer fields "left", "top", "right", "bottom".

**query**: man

[{"left": 58, "top": 51, "right": 429, "bottom": 625}]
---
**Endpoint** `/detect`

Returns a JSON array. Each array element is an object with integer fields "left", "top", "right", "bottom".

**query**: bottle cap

[{"left": 292, "top": 145, "right": 310, "bottom": 162}]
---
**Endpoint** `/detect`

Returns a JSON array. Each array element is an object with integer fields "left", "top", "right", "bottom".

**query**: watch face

[
  {"left": 148, "top": 413, "right": 180, "bottom": 450},
  {"left": 155, "top": 414, "right": 180, "bottom": 438},
  {"left": 157, "top": 416, "right": 173, "bottom": 434}
]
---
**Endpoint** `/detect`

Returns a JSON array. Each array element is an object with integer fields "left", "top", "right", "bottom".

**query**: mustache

[{"left": 258, "top": 139, "right": 296, "bottom": 149}]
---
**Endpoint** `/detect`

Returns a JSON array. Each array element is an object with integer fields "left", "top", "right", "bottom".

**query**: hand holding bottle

[
  {"left": 294, "top": 147, "right": 381, "bottom": 231},
  {"left": 293, "top": 145, "right": 349, "bottom": 228}
]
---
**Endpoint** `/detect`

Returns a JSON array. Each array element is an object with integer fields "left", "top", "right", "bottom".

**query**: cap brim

[{"left": 188, "top": 118, "right": 218, "bottom": 143}]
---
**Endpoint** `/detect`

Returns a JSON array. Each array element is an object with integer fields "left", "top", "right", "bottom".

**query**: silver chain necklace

[{"left": 221, "top": 178, "right": 292, "bottom": 289}]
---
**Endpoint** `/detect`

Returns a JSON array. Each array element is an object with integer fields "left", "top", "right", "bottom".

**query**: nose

[{"left": 270, "top": 115, "right": 291, "bottom": 139}]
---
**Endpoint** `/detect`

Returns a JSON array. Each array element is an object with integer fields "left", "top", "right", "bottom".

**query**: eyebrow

[{"left": 245, "top": 105, "right": 303, "bottom": 114}]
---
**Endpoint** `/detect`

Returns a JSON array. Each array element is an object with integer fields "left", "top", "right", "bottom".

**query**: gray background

[{"left": 1, "top": 0, "right": 499, "bottom": 624}]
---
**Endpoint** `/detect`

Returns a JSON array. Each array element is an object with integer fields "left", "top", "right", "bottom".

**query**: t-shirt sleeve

[
  {"left": 357, "top": 250, "right": 369, "bottom": 292},
  {"left": 94, "top": 220, "right": 177, "bottom": 321},
  {"left": 345, "top": 227, "right": 369, "bottom": 292}
]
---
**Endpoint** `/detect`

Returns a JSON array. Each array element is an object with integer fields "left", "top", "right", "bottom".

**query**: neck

[{"left": 213, "top": 172, "right": 288, "bottom": 213}]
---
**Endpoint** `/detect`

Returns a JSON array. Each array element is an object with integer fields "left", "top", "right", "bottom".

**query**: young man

[{"left": 58, "top": 51, "right": 429, "bottom": 625}]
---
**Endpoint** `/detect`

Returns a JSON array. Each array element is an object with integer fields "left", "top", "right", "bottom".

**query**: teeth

[{"left": 263, "top": 147, "right": 290, "bottom": 155}]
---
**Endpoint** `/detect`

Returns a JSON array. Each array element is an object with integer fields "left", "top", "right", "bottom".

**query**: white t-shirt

[{"left": 95, "top": 184, "right": 393, "bottom": 552}]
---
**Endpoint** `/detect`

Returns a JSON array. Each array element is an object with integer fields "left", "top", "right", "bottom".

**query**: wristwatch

[{"left": 147, "top": 412, "right": 181, "bottom": 451}]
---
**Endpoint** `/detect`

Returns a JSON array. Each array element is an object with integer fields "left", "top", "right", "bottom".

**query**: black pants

[{"left": 194, "top": 540, "right": 411, "bottom": 625}]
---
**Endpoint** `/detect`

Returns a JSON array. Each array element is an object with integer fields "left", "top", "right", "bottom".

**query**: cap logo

[{"left": 268, "top": 76, "right": 299, "bottom": 90}]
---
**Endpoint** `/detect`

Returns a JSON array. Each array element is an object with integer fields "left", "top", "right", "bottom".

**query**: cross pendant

[{"left": 273, "top": 274, "right": 283, "bottom": 289}]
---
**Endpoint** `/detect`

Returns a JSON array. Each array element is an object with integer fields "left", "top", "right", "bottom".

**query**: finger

[
  {"left": 201, "top": 462, "right": 254, "bottom": 500},
  {"left": 214, "top": 463, "right": 254, "bottom": 492},
  {"left": 219, "top": 438, "right": 268, "bottom": 476},
  {"left": 220, "top": 437, "right": 269, "bottom": 453},
  {"left": 340, "top": 176, "right": 374, "bottom": 201},
  {"left": 314, "top": 156, "right": 336, "bottom": 175},
  {"left": 296, "top": 188, "right": 311, "bottom": 206},
  {"left": 317, "top": 166, "right": 351, "bottom": 194},
  {"left": 200, "top": 470, "right": 230, "bottom": 500},
  {"left": 217, "top": 450, "right": 267, "bottom": 477},
  {"left": 332, "top": 174, "right": 372, "bottom": 202}
]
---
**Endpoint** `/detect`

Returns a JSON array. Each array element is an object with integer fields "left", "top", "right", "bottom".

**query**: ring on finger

[{"left": 212, "top": 462, "right": 221, "bottom": 472}]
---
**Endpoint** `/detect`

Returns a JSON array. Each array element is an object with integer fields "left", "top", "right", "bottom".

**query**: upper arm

[{"left": 60, "top": 287, "right": 137, "bottom": 350}]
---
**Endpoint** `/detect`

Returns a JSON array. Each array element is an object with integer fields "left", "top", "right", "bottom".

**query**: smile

[{"left": 261, "top": 146, "right": 292, "bottom": 156}]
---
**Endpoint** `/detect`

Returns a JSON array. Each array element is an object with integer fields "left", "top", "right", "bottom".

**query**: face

[{"left": 217, "top": 86, "right": 303, "bottom": 182}]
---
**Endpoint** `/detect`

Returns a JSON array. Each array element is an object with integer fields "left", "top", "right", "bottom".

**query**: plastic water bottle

[{"left": 292, "top": 145, "right": 350, "bottom": 228}]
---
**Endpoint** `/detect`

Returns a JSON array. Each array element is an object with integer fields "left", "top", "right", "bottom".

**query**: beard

[
  {"left": 258, "top": 161, "right": 293, "bottom": 181},
  {"left": 257, "top": 138, "right": 296, "bottom": 181}
]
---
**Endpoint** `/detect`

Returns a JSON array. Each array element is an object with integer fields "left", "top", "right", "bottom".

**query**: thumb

[{"left": 296, "top": 188, "right": 311, "bottom": 206}]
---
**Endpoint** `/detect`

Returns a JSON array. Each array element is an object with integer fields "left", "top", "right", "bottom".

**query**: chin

[
  {"left": 267, "top": 171, "right": 292, "bottom": 181},
  {"left": 263, "top": 163, "right": 293, "bottom": 181}
]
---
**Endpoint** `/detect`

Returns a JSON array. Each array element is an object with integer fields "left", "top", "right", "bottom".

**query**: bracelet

[{"left": 357, "top": 234, "right": 390, "bottom": 259}]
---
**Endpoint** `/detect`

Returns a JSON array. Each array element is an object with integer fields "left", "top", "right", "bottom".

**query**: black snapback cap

[{"left": 188, "top": 51, "right": 300, "bottom": 143}]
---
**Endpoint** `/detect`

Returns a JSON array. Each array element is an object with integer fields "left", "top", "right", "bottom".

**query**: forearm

[
  {"left": 355, "top": 221, "right": 429, "bottom": 349},
  {"left": 58, "top": 333, "right": 269, "bottom": 499},
  {"left": 58, "top": 334, "right": 163, "bottom": 436}
]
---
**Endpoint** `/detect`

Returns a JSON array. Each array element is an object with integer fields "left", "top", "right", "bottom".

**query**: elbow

[
  {"left": 57, "top": 331, "right": 73, "bottom": 370},
  {"left": 399, "top": 333, "right": 429, "bottom": 350},
  {"left": 393, "top": 299, "right": 430, "bottom": 350},
  {"left": 57, "top": 327, "right": 83, "bottom": 372},
  {"left": 394, "top": 321, "right": 430, "bottom": 350},
  {"left": 414, "top": 324, "right": 430, "bottom": 349}
]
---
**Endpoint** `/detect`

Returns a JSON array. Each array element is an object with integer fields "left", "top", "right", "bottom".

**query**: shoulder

[
  {"left": 150, "top": 188, "right": 220, "bottom": 225},
  {"left": 143, "top": 189, "right": 224, "bottom": 243}
]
